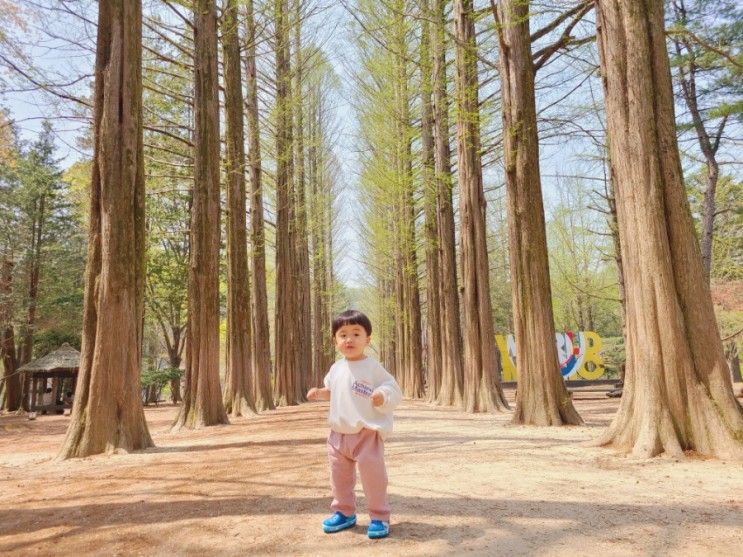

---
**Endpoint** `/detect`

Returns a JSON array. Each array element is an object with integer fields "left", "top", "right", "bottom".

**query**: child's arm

[
  {"left": 371, "top": 370, "right": 402, "bottom": 412},
  {"left": 307, "top": 387, "right": 331, "bottom": 401}
]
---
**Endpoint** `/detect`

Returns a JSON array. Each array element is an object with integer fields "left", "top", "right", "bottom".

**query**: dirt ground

[{"left": 1, "top": 389, "right": 741, "bottom": 556}]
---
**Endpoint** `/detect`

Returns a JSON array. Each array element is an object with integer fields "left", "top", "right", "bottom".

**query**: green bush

[
  {"left": 600, "top": 336, "right": 625, "bottom": 380},
  {"left": 140, "top": 367, "right": 182, "bottom": 405}
]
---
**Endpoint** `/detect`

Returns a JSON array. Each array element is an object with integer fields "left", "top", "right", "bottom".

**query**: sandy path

[{"left": 0, "top": 392, "right": 741, "bottom": 556}]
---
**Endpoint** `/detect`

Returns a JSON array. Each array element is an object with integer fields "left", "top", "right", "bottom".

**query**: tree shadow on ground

[
  {"left": 144, "top": 437, "right": 329, "bottom": 453},
  {"left": 1, "top": 494, "right": 738, "bottom": 554}
]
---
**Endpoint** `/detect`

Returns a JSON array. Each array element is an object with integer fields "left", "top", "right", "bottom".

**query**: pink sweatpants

[{"left": 327, "top": 428, "right": 390, "bottom": 522}]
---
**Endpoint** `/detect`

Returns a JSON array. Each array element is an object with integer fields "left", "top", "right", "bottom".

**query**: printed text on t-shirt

[{"left": 351, "top": 379, "right": 373, "bottom": 399}]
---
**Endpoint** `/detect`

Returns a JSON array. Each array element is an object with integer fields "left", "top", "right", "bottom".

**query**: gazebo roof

[{"left": 17, "top": 343, "right": 80, "bottom": 374}]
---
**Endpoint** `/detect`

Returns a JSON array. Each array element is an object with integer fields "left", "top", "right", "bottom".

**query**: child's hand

[
  {"left": 307, "top": 387, "right": 329, "bottom": 401},
  {"left": 371, "top": 391, "right": 385, "bottom": 407}
]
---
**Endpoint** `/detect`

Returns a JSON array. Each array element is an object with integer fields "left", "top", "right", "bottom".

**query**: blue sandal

[
  {"left": 367, "top": 520, "right": 390, "bottom": 539},
  {"left": 322, "top": 512, "right": 357, "bottom": 533}
]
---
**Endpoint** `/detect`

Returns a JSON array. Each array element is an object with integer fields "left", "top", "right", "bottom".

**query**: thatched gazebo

[{"left": 18, "top": 343, "right": 80, "bottom": 415}]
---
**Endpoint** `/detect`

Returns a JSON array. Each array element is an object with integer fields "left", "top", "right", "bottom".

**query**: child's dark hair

[{"left": 332, "top": 309, "right": 372, "bottom": 336}]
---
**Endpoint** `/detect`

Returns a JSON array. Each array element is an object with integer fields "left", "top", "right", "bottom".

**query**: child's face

[{"left": 334, "top": 324, "right": 370, "bottom": 361}]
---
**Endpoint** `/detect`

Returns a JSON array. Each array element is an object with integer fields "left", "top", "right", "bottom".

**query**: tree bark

[
  {"left": 1, "top": 257, "right": 21, "bottom": 412},
  {"left": 591, "top": 0, "right": 743, "bottom": 458},
  {"left": 222, "top": 0, "right": 256, "bottom": 417},
  {"left": 293, "top": 0, "right": 312, "bottom": 398},
  {"left": 420, "top": 0, "right": 443, "bottom": 404},
  {"left": 22, "top": 195, "right": 44, "bottom": 365},
  {"left": 453, "top": 0, "right": 508, "bottom": 412},
  {"left": 393, "top": 1, "right": 424, "bottom": 399},
  {"left": 59, "top": 0, "right": 153, "bottom": 457},
  {"left": 244, "top": 0, "right": 274, "bottom": 411},
  {"left": 273, "top": 0, "right": 299, "bottom": 406},
  {"left": 173, "top": 0, "right": 228, "bottom": 429},
  {"left": 432, "top": 0, "right": 464, "bottom": 408},
  {"left": 308, "top": 80, "right": 334, "bottom": 387},
  {"left": 495, "top": 0, "right": 581, "bottom": 425}
]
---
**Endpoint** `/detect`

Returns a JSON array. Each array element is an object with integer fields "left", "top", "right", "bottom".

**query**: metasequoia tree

[
  {"left": 419, "top": 0, "right": 443, "bottom": 404},
  {"left": 293, "top": 0, "right": 313, "bottom": 396},
  {"left": 1, "top": 257, "right": 21, "bottom": 411},
  {"left": 273, "top": 0, "right": 301, "bottom": 406},
  {"left": 432, "top": 0, "right": 464, "bottom": 407},
  {"left": 393, "top": 0, "right": 424, "bottom": 399},
  {"left": 222, "top": 0, "right": 256, "bottom": 417},
  {"left": 59, "top": 0, "right": 153, "bottom": 457},
  {"left": 244, "top": 0, "right": 274, "bottom": 411},
  {"left": 306, "top": 53, "right": 338, "bottom": 387},
  {"left": 173, "top": 0, "right": 228, "bottom": 429},
  {"left": 591, "top": 0, "right": 743, "bottom": 458},
  {"left": 350, "top": 0, "right": 423, "bottom": 397},
  {"left": 453, "top": 0, "right": 508, "bottom": 412},
  {"left": 494, "top": 0, "right": 582, "bottom": 425}
]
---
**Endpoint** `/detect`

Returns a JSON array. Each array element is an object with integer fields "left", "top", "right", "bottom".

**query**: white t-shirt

[{"left": 323, "top": 357, "right": 403, "bottom": 440}]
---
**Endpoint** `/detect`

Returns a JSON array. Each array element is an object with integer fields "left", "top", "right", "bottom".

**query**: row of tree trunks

[
  {"left": 173, "top": 0, "right": 227, "bottom": 430},
  {"left": 244, "top": 0, "right": 275, "bottom": 412},
  {"left": 222, "top": 0, "right": 256, "bottom": 417},
  {"left": 453, "top": 0, "right": 508, "bottom": 413},
  {"left": 495, "top": 0, "right": 581, "bottom": 425},
  {"left": 59, "top": 0, "right": 153, "bottom": 457},
  {"left": 591, "top": 0, "right": 743, "bottom": 458}
]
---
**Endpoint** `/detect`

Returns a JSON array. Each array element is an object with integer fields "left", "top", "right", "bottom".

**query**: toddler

[{"left": 307, "top": 309, "right": 402, "bottom": 539}]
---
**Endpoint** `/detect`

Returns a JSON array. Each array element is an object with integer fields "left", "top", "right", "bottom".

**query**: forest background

[{"left": 0, "top": 0, "right": 741, "bottom": 423}]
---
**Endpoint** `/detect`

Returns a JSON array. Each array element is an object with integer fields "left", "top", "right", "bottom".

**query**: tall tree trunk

[
  {"left": 308, "top": 82, "right": 332, "bottom": 388},
  {"left": 168, "top": 345, "right": 182, "bottom": 404},
  {"left": 495, "top": 0, "right": 581, "bottom": 425},
  {"left": 59, "top": 0, "right": 153, "bottom": 457},
  {"left": 22, "top": 197, "right": 44, "bottom": 365},
  {"left": 293, "top": 0, "right": 312, "bottom": 398},
  {"left": 173, "top": 0, "right": 228, "bottom": 429},
  {"left": 433, "top": 0, "right": 464, "bottom": 408},
  {"left": 222, "top": 0, "right": 256, "bottom": 417},
  {"left": 244, "top": 0, "right": 274, "bottom": 411},
  {"left": 420, "top": 0, "right": 443, "bottom": 404},
  {"left": 591, "top": 0, "right": 743, "bottom": 458},
  {"left": 273, "top": 0, "right": 299, "bottom": 406},
  {"left": 394, "top": 1, "right": 424, "bottom": 399},
  {"left": 1, "top": 257, "right": 21, "bottom": 412},
  {"left": 453, "top": 0, "right": 508, "bottom": 412}
]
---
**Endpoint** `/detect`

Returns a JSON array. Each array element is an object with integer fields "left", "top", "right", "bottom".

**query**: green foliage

[
  {"left": 140, "top": 366, "right": 183, "bottom": 388},
  {"left": 547, "top": 179, "right": 623, "bottom": 338},
  {"left": 0, "top": 119, "right": 86, "bottom": 358},
  {"left": 600, "top": 336, "right": 626, "bottom": 380},
  {"left": 688, "top": 173, "right": 743, "bottom": 280},
  {"left": 33, "top": 329, "right": 80, "bottom": 356}
]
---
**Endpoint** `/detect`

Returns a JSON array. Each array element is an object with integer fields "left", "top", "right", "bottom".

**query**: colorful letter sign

[{"left": 495, "top": 331, "right": 605, "bottom": 381}]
